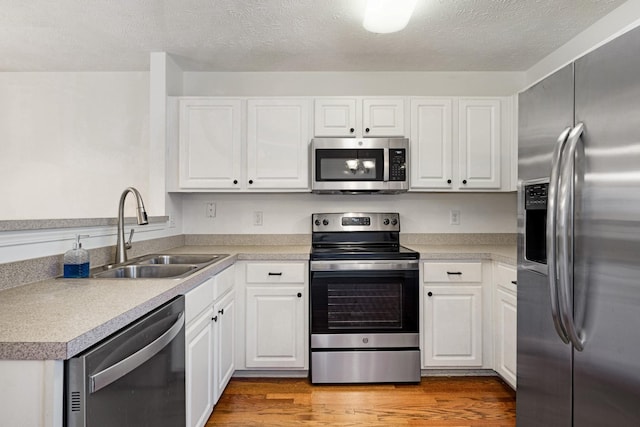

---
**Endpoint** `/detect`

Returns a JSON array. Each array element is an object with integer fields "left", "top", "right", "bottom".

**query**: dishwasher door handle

[{"left": 89, "top": 312, "right": 185, "bottom": 393}]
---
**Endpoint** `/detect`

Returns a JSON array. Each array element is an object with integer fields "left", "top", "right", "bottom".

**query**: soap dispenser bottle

[{"left": 63, "top": 234, "right": 90, "bottom": 278}]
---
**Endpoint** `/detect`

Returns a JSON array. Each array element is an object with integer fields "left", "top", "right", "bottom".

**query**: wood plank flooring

[{"left": 206, "top": 376, "right": 516, "bottom": 426}]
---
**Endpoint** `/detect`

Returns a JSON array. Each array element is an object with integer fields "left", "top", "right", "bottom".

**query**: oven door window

[
  {"left": 315, "top": 149, "right": 384, "bottom": 181},
  {"left": 311, "top": 270, "right": 418, "bottom": 334}
]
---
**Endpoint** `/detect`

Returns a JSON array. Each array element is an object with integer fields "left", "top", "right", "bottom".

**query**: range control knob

[
  {"left": 391, "top": 219, "right": 398, "bottom": 226},
  {"left": 383, "top": 218, "right": 390, "bottom": 225},
  {"left": 322, "top": 219, "right": 329, "bottom": 226},
  {"left": 314, "top": 219, "right": 321, "bottom": 226}
]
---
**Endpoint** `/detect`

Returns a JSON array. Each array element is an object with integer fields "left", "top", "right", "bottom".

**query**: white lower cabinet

[
  {"left": 245, "top": 285, "right": 306, "bottom": 368},
  {"left": 236, "top": 261, "right": 309, "bottom": 371},
  {"left": 213, "top": 289, "right": 235, "bottom": 399},
  {"left": 423, "top": 286, "right": 483, "bottom": 367},
  {"left": 493, "top": 263, "right": 517, "bottom": 388},
  {"left": 185, "top": 265, "right": 235, "bottom": 427},
  {"left": 186, "top": 307, "right": 215, "bottom": 427},
  {"left": 421, "top": 261, "right": 486, "bottom": 368}
]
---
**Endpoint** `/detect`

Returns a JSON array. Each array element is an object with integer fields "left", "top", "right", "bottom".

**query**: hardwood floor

[{"left": 206, "top": 376, "right": 516, "bottom": 426}]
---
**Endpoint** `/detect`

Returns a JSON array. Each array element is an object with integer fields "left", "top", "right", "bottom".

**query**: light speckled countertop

[{"left": 0, "top": 243, "right": 514, "bottom": 361}]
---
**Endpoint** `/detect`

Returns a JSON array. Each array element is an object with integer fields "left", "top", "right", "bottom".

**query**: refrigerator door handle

[
  {"left": 547, "top": 126, "right": 572, "bottom": 344},
  {"left": 557, "top": 122, "right": 585, "bottom": 351}
]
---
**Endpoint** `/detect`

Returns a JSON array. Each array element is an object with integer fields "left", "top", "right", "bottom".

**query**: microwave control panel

[{"left": 389, "top": 149, "right": 406, "bottom": 181}]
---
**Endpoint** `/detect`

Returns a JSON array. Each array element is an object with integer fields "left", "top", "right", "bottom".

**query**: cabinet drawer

[
  {"left": 213, "top": 265, "right": 235, "bottom": 300},
  {"left": 423, "top": 262, "right": 482, "bottom": 283},
  {"left": 185, "top": 276, "right": 215, "bottom": 324},
  {"left": 495, "top": 263, "right": 517, "bottom": 292},
  {"left": 246, "top": 262, "right": 306, "bottom": 284}
]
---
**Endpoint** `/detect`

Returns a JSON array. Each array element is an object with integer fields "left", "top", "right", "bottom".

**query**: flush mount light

[{"left": 363, "top": 0, "right": 418, "bottom": 34}]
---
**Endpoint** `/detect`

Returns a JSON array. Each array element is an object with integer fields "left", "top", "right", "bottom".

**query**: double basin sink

[{"left": 92, "top": 254, "right": 228, "bottom": 279}]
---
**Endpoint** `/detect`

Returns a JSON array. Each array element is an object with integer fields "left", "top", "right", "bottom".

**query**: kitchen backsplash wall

[{"left": 180, "top": 192, "right": 517, "bottom": 235}]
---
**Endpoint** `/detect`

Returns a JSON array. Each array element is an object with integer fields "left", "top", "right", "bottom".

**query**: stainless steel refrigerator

[{"left": 517, "top": 24, "right": 640, "bottom": 426}]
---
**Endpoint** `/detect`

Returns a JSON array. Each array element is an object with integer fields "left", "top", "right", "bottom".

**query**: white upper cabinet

[
  {"left": 314, "top": 97, "right": 405, "bottom": 138},
  {"left": 178, "top": 98, "right": 242, "bottom": 189},
  {"left": 458, "top": 99, "right": 501, "bottom": 189},
  {"left": 410, "top": 98, "right": 453, "bottom": 189},
  {"left": 410, "top": 96, "right": 514, "bottom": 191},
  {"left": 246, "top": 99, "right": 311, "bottom": 190},
  {"left": 176, "top": 97, "right": 311, "bottom": 192},
  {"left": 362, "top": 98, "right": 405, "bottom": 137},
  {"left": 314, "top": 98, "right": 357, "bottom": 137}
]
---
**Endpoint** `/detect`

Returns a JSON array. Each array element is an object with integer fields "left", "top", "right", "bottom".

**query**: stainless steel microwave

[{"left": 311, "top": 138, "right": 409, "bottom": 194}]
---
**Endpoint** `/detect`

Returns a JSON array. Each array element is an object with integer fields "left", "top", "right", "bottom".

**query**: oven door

[{"left": 310, "top": 260, "right": 419, "bottom": 338}]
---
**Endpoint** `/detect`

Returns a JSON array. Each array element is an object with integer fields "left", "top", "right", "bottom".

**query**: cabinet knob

[
  {"left": 248, "top": 179, "right": 254, "bottom": 184},
  {"left": 427, "top": 292, "right": 433, "bottom": 297},
  {"left": 212, "top": 316, "right": 218, "bottom": 322},
  {"left": 297, "top": 292, "right": 302, "bottom": 298},
  {"left": 233, "top": 179, "right": 238, "bottom": 185},
  {"left": 365, "top": 127, "right": 370, "bottom": 133},
  {"left": 218, "top": 308, "right": 224, "bottom": 315},
  {"left": 350, "top": 128, "right": 355, "bottom": 133},
  {"left": 447, "top": 179, "right": 452, "bottom": 184},
  {"left": 462, "top": 179, "right": 467, "bottom": 185}
]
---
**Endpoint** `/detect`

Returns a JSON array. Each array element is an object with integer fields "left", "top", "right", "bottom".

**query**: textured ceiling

[{"left": 0, "top": 0, "right": 627, "bottom": 72}]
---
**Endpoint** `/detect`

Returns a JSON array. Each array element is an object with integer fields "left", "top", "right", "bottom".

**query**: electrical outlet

[
  {"left": 168, "top": 215, "right": 176, "bottom": 228},
  {"left": 206, "top": 202, "right": 216, "bottom": 218},
  {"left": 450, "top": 209, "right": 460, "bottom": 225},
  {"left": 254, "top": 211, "right": 263, "bottom": 226}
]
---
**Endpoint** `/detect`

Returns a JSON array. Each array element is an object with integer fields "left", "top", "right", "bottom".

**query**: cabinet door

[
  {"left": 245, "top": 285, "right": 306, "bottom": 368},
  {"left": 179, "top": 98, "right": 242, "bottom": 189},
  {"left": 410, "top": 98, "right": 453, "bottom": 189},
  {"left": 212, "top": 290, "right": 235, "bottom": 405},
  {"left": 362, "top": 98, "right": 405, "bottom": 137},
  {"left": 186, "top": 308, "right": 215, "bottom": 427},
  {"left": 458, "top": 99, "right": 501, "bottom": 189},
  {"left": 247, "top": 99, "right": 310, "bottom": 190},
  {"left": 314, "top": 98, "right": 357, "bottom": 137},
  {"left": 496, "top": 288, "right": 517, "bottom": 388},
  {"left": 423, "top": 286, "right": 483, "bottom": 367}
]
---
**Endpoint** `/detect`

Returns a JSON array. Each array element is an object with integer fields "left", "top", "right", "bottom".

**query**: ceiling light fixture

[{"left": 363, "top": 0, "right": 418, "bottom": 34}]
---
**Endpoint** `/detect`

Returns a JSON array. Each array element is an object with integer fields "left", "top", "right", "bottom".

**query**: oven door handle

[{"left": 310, "top": 260, "right": 419, "bottom": 271}]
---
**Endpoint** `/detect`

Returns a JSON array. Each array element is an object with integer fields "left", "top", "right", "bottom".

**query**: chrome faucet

[{"left": 115, "top": 187, "right": 149, "bottom": 264}]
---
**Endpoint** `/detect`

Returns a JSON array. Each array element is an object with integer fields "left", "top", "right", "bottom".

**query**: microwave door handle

[
  {"left": 383, "top": 149, "right": 389, "bottom": 182},
  {"left": 547, "top": 126, "right": 572, "bottom": 344}
]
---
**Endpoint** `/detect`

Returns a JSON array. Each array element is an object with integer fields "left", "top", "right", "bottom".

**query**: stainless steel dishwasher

[{"left": 65, "top": 295, "right": 186, "bottom": 427}]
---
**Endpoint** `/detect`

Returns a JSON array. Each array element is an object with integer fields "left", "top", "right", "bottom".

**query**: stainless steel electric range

[{"left": 309, "top": 212, "right": 420, "bottom": 384}]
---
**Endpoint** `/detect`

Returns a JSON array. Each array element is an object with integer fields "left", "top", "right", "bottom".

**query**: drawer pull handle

[
  {"left": 218, "top": 308, "right": 224, "bottom": 315},
  {"left": 212, "top": 315, "right": 218, "bottom": 322},
  {"left": 268, "top": 272, "right": 283, "bottom": 276},
  {"left": 511, "top": 280, "right": 517, "bottom": 285},
  {"left": 446, "top": 271, "right": 463, "bottom": 275}
]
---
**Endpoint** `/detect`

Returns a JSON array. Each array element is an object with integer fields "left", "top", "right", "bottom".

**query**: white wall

[
  {"left": 523, "top": 0, "right": 640, "bottom": 90},
  {"left": 183, "top": 71, "right": 524, "bottom": 97},
  {"left": 0, "top": 72, "right": 152, "bottom": 220},
  {"left": 181, "top": 192, "right": 517, "bottom": 235}
]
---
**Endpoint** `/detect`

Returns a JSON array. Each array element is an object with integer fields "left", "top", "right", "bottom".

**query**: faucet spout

[{"left": 115, "top": 187, "right": 149, "bottom": 265}]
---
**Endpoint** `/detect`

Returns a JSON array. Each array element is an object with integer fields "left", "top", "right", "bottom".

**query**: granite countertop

[
  {"left": 0, "top": 243, "right": 514, "bottom": 361},
  {"left": 0, "top": 245, "right": 310, "bottom": 361},
  {"left": 404, "top": 244, "right": 517, "bottom": 266}
]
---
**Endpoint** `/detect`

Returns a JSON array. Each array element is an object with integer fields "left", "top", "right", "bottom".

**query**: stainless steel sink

[
  {"left": 136, "top": 254, "right": 223, "bottom": 265},
  {"left": 91, "top": 253, "right": 229, "bottom": 279},
  {"left": 93, "top": 264, "right": 198, "bottom": 279}
]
